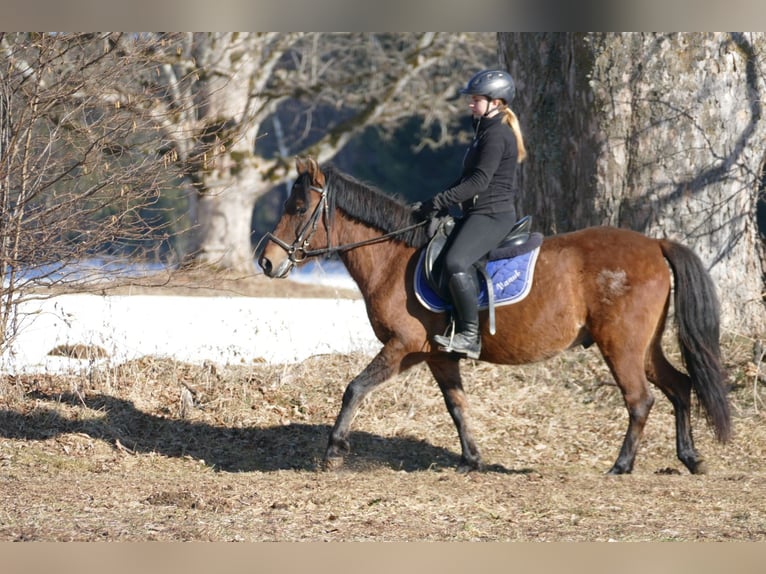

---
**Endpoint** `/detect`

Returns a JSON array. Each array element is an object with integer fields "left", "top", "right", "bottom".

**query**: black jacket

[{"left": 431, "top": 113, "right": 518, "bottom": 215}]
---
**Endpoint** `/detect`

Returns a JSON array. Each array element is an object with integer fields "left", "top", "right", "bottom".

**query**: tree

[
  {"left": 0, "top": 33, "right": 189, "bottom": 352},
  {"left": 499, "top": 32, "right": 766, "bottom": 334},
  {"left": 143, "top": 32, "right": 496, "bottom": 272}
]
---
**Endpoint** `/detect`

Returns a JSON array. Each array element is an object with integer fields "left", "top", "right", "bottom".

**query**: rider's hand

[{"left": 410, "top": 199, "right": 436, "bottom": 221}]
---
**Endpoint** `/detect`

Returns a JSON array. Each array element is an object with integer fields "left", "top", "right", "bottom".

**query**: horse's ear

[
  {"left": 295, "top": 156, "right": 308, "bottom": 175},
  {"left": 306, "top": 157, "right": 325, "bottom": 187}
]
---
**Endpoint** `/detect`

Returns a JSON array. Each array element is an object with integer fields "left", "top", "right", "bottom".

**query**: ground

[{"left": 1, "top": 269, "right": 765, "bottom": 541}]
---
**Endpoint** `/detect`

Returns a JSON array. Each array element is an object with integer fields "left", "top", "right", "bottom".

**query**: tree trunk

[
  {"left": 185, "top": 33, "right": 268, "bottom": 273},
  {"left": 191, "top": 166, "right": 264, "bottom": 272},
  {"left": 499, "top": 32, "right": 766, "bottom": 334}
]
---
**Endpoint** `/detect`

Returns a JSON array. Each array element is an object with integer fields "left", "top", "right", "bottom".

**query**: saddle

[{"left": 422, "top": 215, "right": 543, "bottom": 335}]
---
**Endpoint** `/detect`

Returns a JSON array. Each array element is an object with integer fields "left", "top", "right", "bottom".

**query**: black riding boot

[{"left": 433, "top": 272, "right": 481, "bottom": 359}]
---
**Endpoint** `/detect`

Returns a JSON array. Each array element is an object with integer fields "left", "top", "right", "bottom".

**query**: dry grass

[
  {"left": 28, "top": 266, "right": 361, "bottom": 300},
  {"left": 2, "top": 270, "right": 765, "bottom": 541},
  {"left": 1, "top": 332, "right": 765, "bottom": 541}
]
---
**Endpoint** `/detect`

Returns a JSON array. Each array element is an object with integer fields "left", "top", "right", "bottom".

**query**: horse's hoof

[
  {"left": 690, "top": 460, "right": 708, "bottom": 475},
  {"left": 456, "top": 458, "right": 481, "bottom": 474},
  {"left": 321, "top": 455, "right": 345, "bottom": 471}
]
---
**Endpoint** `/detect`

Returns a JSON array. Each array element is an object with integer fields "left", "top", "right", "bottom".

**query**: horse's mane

[{"left": 323, "top": 164, "right": 429, "bottom": 248}]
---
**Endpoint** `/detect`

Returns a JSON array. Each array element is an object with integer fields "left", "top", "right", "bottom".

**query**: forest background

[{"left": 2, "top": 32, "right": 766, "bottom": 345}]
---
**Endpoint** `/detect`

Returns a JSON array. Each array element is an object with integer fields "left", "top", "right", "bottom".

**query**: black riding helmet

[{"left": 459, "top": 69, "right": 516, "bottom": 105}]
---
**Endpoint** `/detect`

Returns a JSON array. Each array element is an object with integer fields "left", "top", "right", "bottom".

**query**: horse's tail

[{"left": 659, "top": 239, "right": 731, "bottom": 443}]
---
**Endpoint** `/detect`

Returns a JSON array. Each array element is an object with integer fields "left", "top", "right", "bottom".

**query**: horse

[{"left": 257, "top": 156, "right": 731, "bottom": 475}]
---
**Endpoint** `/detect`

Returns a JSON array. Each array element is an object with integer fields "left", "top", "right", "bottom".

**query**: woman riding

[{"left": 413, "top": 68, "right": 527, "bottom": 359}]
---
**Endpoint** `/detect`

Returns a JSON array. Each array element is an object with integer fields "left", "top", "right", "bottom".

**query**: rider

[{"left": 413, "top": 69, "right": 527, "bottom": 359}]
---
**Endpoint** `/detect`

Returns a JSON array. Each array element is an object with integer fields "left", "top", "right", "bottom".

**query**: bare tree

[
  {"left": 0, "top": 32, "right": 497, "bottom": 355},
  {"left": 0, "top": 33, "right": 188, "bottom": 352},
  {"left": 141, "top": 32, "right": 496, "bottom": 272},
  {"left": 499, "top": 32, "right": 766, "bottom": 333}
]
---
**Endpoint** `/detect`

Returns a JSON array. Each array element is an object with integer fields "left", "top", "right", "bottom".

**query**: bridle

[
  {"left": 258, "top": 183, "right": 330, "bottom": 265},
  {"left": 258, "top": 179, "right": 427, "bottom": 267}
]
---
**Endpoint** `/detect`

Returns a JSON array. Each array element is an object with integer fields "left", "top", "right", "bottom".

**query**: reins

[{"left": 260, "top": 181, "right": 427, "bottom": 264}]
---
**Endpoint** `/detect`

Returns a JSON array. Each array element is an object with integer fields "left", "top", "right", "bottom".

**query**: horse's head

[{"left": 257, "top": 157, "right": 330, "bottom": 278}]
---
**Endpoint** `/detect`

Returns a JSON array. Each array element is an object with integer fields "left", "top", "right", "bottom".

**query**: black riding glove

[{"left": 410, "top": 199, "right": 437, "bottom": 221}]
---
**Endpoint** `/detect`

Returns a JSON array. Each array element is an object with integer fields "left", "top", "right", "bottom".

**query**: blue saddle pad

[{"left": 414, "top": 246, "right": 541, "bottom": 312}]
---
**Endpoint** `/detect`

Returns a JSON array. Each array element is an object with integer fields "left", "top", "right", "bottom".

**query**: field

[{"left": 1, "top": 273, "right": 765, "bottom": 542}]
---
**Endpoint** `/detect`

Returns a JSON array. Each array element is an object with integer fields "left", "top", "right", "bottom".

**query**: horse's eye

[
  {"left": 290, "top": 202, "right": 307, "bottom": 216},
  {"left": 284, "top": 197, "right": 308, "bottom": 216}
]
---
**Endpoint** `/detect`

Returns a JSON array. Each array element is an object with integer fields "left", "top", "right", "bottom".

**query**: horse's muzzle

[{"left": 258, "top": 253, "right": 294, "bottom": 279}]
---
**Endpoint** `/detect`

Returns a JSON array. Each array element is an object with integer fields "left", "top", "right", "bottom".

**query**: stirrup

[{"left": 433, "top": 327, "right": 481, "bottom": 360}]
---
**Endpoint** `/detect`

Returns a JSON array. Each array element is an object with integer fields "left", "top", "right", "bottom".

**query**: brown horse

[{"left": 258, "top": 157, "right": 731, "bottom": 475}]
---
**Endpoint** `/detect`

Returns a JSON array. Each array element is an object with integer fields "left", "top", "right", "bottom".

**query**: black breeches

[{"left": 441, "top": 212, "right": 516, "bottom": 277}]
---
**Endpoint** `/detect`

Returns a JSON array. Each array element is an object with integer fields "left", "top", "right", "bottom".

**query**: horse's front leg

[
  {"left": 323, "top": 343, "right": 404, "bottom": 469},
  {"left": 427, "top": 356, "right": 482, "bottom": 472}
]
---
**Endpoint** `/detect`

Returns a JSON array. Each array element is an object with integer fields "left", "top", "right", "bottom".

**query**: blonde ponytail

[{"left": 502, "top": 107, "right": 527, "bottom": 163}]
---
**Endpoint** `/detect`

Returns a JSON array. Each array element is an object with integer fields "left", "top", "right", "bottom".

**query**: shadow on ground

[{"left": 0, "top": 391, "right": 527, "bottom": 474}]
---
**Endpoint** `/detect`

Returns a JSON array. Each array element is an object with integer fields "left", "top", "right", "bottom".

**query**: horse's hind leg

[
  {"left": 427, "top": 356, "right": 482, "bottom": 472},
  {"left": 647, "top": 340, "right": 706, "bottom": 474},
  {"left": 599, "top": 346, "right": 656, "bottom": 474}
]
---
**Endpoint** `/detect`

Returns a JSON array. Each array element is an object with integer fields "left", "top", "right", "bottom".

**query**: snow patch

[{"left": 1, "top": 294, "right": 381, "bottom": 374}]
